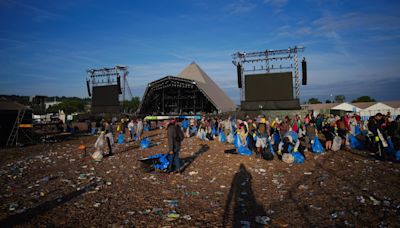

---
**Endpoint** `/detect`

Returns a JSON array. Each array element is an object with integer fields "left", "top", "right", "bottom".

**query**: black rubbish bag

[{"left": 262, "top": 146, "right": 274, "bottom": 160}]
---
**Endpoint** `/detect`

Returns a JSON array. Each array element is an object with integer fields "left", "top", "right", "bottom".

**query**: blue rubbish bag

[
  {"left": 292, "top": 151, "right": 304, "bottom": 164},
  {"left": 288, "top": 131, "right": 299, "bottom": 143},
  {"left": 273, "top": 132, "right": 280, "bottom": 145},
  {"left": 117, "top": 133, "right": 125, "bottom": 144},
  {"left": 396, "top": 150, "right": 400, "bottom": 161},
  {"left": 182, "top": 120, "right": 189, "bottom": 129},
  {"left": 140, "top": 137, "right": 150, "bottom": 149},
  {"left": 237, "top": 146, "right": 253, "bottom": 156},
  {"left": 212, "top": 127, "right": 218, "bottom": 136},
  {"left": 355, "top": 125, "right": 361, "bottom": 135},
  {"left": 266, "top": 137, "right": 275, "bottom": 155},
  {"left": 386, "top": 138, "right": 396, "bottom": 154},
  {"left": 219, "top": 131, "right": 227, "bottom": 143},
  {"left": 233, "top": 133, "right": 241, "bottom": 148},
  {"left": 287, "top": 144, "right": 294, "bottom": 153},
  {"left": 311, "top": 136, "right": 324, "bottom": 153},
  {"left": 349, "top": 134, "right": 363, "bottom": 150},
  {"left": 190, "top": 126, "right": 197, "bottom": 134}
]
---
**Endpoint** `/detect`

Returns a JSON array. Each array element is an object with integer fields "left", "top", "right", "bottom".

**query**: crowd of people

[
  {"left": 89, "top": 112, "right": 400, "bottom": 171},
  {"left": 91, "top": 118, "right": 146, "bottom": 161},
  {"left": 176, "top": 112, "right": 400, "bottom": 164}
]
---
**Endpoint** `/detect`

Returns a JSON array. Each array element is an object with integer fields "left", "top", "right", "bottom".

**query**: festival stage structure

[
  {"left": 1, "top": 101, "right": 33, "bottom": 146},
  {"left": 86, "top": 66, "right": 133, "bottom": 114},
  {"left": 138, "top": 62, "right": 236, "bottom": 115},
  {"left": 232, "top": 46, "right": 307, "bottom": 110}
]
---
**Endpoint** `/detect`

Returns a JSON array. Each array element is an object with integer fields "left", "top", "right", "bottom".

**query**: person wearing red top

[{"left": 336, "top": 116, "right": 349, "bottom": 149}]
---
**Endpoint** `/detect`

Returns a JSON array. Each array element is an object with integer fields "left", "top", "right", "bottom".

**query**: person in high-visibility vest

[{"left": 368, "top": 113, "right": 388, "bottom": 160}]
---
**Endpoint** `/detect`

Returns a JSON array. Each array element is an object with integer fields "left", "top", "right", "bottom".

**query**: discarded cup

[{"left": 255, "top": 216, "right": 270, "bottom": 225}]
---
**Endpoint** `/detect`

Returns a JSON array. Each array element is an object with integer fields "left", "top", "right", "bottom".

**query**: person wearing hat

[
  {"left": 255, "top": 119, "right": 268, "bottom": 159},
  {"left": 304, "top": 119, "right": 318, "bottom": 151},
  {"left": 237, "top": 123, "right": 248, "bottom": 147},
  {"left": 167, "top": 119, "right": 184, "bottom": 173}
]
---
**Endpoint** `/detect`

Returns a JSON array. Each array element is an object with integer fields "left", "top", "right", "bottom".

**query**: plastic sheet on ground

[{"left": 140, "top": 137, "right": 151, "bottom": 149}]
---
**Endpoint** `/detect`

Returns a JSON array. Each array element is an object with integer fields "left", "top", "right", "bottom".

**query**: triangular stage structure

[
  {"left": 177, "top": 62, "right": 236, "bottom": 113},
  {"left": 138, "top": 62, "right": 236, "bottom": 115}
]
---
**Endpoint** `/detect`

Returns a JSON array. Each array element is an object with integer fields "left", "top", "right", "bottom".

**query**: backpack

[{"left": 176, "top": 125, "right": 184, "bottom": 142}]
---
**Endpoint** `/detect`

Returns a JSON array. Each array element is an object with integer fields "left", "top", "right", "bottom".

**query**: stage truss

[
  {"left": 232, "top": 46, "right": 305, "bottom": 101},
  {"left": 86, "top": 65, "right": 133, "bottom": 112}
]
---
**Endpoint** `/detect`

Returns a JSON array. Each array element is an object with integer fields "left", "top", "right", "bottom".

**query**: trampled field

[{"left": 1, "top": 130, "right": 399, "bottom": 227}]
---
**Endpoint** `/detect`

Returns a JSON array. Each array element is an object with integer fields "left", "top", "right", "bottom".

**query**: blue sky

[{"left": 1, "top": 0, "right": 400, "bottom": 103}]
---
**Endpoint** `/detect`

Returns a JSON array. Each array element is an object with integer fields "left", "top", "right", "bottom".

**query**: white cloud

[
  {"left": 224, "top": 0, "right": 256, "bottom": 15},
  {"left": 264, "top": 0, "right": 288, "bottom": 8},
  {"left": 7, "top": 0, "right": 60, "bottom": 22}
]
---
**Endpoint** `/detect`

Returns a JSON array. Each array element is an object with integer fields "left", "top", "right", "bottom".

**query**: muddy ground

[{"left": 1, "top": 129, "right": 399, "bottom": 227}]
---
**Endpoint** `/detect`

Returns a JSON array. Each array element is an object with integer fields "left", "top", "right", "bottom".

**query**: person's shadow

[
  {"left": 223, "top": 164, "right": 267, "bottom": 227},
  {"left": 179, "top": 144, "right": 209, "bottom": 172}
]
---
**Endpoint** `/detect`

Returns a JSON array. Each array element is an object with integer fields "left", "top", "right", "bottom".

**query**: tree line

[
  {"left": 306, "top": 95, "right": 376, "bottom": 104},
  {"left": 0, "top": 94, "right": 141, "bottom": 114}
]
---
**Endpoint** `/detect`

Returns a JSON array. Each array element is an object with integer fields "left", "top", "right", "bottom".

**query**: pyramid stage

[{"left": 138, "top": 62, "right": 236, "bottom": 115}]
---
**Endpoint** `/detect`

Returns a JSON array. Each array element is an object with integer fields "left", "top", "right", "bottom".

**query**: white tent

[
  {"left": 383, "top": 101, "right": 400, "bottom": 118},
  {"left": 331, "top": 102, "right": 361, "bottom": 112},
  {"left": 359, "top": 102, "right": 395, "bottom": 119}
]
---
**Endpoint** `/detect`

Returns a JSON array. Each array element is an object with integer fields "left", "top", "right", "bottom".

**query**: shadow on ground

[
  {"left": 180, "top": 144, "right": 210, "bottom": 173},
  {"left": 0, "top": 181, "right": 100, "bottom": 227},
  {"left": 223, "top": 163, "right": 266, "bottom": 227}
]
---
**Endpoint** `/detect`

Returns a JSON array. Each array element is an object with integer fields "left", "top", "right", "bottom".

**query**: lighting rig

[
  {"left": 86, "top": 65, "right": 133, "bottom": 110},
  {"left": 232, "top": 46, "right": 305, "bottom": 101}
]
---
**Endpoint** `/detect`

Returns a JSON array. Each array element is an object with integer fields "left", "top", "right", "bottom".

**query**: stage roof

[{"left": 177, "top": 62, "right": 236, "bottom": 112}]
